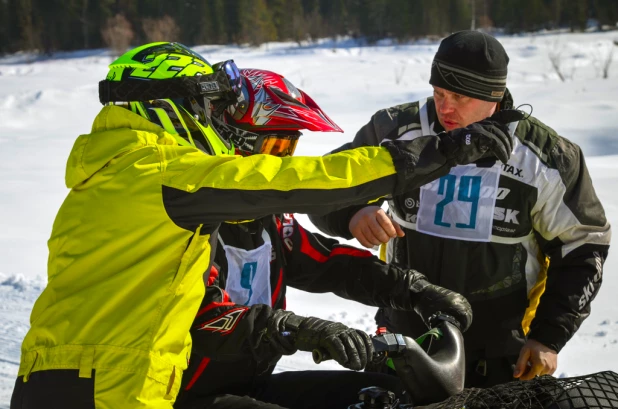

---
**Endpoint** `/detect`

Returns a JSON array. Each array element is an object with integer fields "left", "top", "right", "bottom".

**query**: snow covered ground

[{"left": 1, "top": 31, "right": 618, "bottom": 406}]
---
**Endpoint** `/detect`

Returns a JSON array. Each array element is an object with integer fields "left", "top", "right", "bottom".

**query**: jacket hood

[{"left": 65, "top": 105, "right": 175, "bottom": 188}]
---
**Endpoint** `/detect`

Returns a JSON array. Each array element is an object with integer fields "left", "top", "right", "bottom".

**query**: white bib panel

[
  {"left": 223, "top": 230, "right": 273, "bottom": 306},
  {"left": 417, "top": 163, "right": 501, "bottom": 242}
]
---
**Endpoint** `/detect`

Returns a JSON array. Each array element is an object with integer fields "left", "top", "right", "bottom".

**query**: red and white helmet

[{"left": 219, "top": 68, "right": 342, "bottom": 156}]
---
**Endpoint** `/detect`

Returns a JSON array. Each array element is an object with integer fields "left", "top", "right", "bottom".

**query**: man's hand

[
  {"left": 295, "top": 317, "right": 374, "bottom": 371},
  {"left": 513, "top": 339, "right": 558, "bottom": 380},
  {"left": 406, "top": 271, "right": 473, "bottom": 332},
  {"left": 439, "top": 109, "right": 525, "bottom": 165},
  {"left": 267, "top": 310, "right": 299, "bottom": 356},
  {"left": 349, "top": 206, "right": 405, "bottom": 248},
  {"left": 440, "top": 119, "right": 513, "bottom": 165},
  {"left": 269, "top": 310, "right": 374, "bottom": 371}
]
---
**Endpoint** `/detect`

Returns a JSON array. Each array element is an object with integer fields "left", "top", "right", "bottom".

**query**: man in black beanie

[
  {"left": 431, "top": 30, "right": 508, "bottom": 106},
  {"left": 309, "top": 30, "right": 610, "bottom": 387}
]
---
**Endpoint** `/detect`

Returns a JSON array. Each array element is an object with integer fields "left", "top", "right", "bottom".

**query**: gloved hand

[
  {"left": 406, "top": 270, "right": 473, "bottom": 332},
  {"left": 439, "top": 109, "right": 526, "bottom": 165},
  {"left": 381, "top": 109, "right": 525, "bottom": 196},
  {"left": 269, "top": 310, "right": 374, "bottom": 371},
  {"left": 296, "top": 317, "right": 374, "bottom": 371},
  {"left": 266, "top": 310, "right": 299, "bottom": 356}
]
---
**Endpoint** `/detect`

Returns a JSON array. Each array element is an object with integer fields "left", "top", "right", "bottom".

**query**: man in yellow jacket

[{"left": 10, "top": 42, "right": 517, "bottom": 409}]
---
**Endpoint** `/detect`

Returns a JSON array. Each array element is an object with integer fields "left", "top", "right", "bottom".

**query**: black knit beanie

[{"left": 429, "top": 31, "right": 509, "bottom": 102}]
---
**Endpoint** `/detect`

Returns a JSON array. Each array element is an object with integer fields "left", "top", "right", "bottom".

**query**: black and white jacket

[{"left": 309, "top": 90, "right": 611, "bottom": 357}]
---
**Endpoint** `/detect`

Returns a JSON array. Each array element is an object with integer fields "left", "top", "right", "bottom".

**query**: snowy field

[{"left": 1, "top": 31, "right": 618, "bottom": 406}]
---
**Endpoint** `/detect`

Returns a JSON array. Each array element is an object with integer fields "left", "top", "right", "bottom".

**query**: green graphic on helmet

[
  {"left": 100, "top": 42, "right": 235, "bottom": 156},
  {"left": 106, "top": 42, "right": 213, "bottom": 82}
]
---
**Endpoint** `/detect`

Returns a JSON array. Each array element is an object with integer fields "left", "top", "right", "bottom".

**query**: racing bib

[
  {"left": 223, "top": 230, "right": 272, "bottom": 306},
  {"left": 416, "top": 163, "right": 501, "bottom": 242}
]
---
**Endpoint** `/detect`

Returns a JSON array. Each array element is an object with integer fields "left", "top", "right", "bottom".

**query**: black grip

[
  {"left": 428, "top": 312, "right": 461, "bottom": 331},
  {"left": 312, "top": 348, "right": 331, "bottom": 364},
  {"left": 313, "top": 333, "right": 407, "bottom": 363}
]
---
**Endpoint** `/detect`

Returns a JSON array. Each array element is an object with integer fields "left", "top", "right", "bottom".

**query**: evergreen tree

[
  {"left": 274, "top": 0, "right": 306, "bottom": 43},
  {"left": 420, "top": 0, "right": 447, "bottom": 36},
  {"left": 592, "top": 0, "right": 618, "bottom": 28},
  {"left": 77, "top": 0, "right": 91, "bottom": 49},
  {"left": 365, "top": 0, "right": 389, "bottom": 41},
  {"left": 357, "top": 0, "right": 372, "bottom": 41},
  {"left": 238, "top": 0, "right": 277, "bottom": 46},
  {"left": 203, "top": 0, "right": 226, "bottom": 44},
  {"left": 320, "top": 0, "right": 359, "bottom": 39},
  {"left": 36, "top": 0, "right": 62, "bottom": 53},
  {"left": 492, "top": 0, "right": 525, "bottom": 33},
  {"left": 343, "top": 0, "right": 363, "bottom": 39},
  {"left": 561, "top": 0, "right": 588, "bottom": 31},
  {"left": 16, "top": 0, "right": 37, "bottom": 50},
  {"left": 176, "top": 0, "right": 205, "bottom": 45},
  {"left": 222, "top": 1, "right": 241, "bottom": 44},
  {"left": 0, "top": 0, "right": 10, "bottom": 53},
  {"left": 448, "top": 0, "right": 473, "bottom": 32},
  {"left": 524, "top": 0, "right": 550, "bottom": 31},
  {"left": 300, "top": 0, "right": 323, "bottom": 41},
  {"left": 386, "top": 0, "right": 415, "bottom": 41},
  {"left": 90, "top": 0, "right": 115, "bottom": 48},
  {"left": 2, "top": 0, "right": 616, "bottom": 54}
]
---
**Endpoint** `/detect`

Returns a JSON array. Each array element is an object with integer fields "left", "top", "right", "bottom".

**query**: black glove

[
  {"left": 407, "top": 270, "right": 473, "bottom": 332},
  {"left": 269, "top": 311, "right": 374, "bottom": 370},
  {"left": 439, "top": 109, "right": 526, "bottom": 165},
  {"left": 381, "top": 109, "right": 525, "bottom": 196},
  {"left": 266, "top": 310, "right": 299, "bottom": 356}
]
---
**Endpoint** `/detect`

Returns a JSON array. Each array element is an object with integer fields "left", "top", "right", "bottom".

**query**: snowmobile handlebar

[
  {"left": 313, "top": 316, "right": 466, "bottom": 406},
  {"left": 310, "top": 332, "right": 408, "bottom": 365}
]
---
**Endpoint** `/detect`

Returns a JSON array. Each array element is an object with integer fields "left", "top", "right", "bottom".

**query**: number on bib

[{"left": 418, "top": 164, "right": 500, "bottom": 242}]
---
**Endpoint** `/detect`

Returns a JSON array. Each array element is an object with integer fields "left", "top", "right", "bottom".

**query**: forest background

[{"left": 2, "top": 0, "right": 618, "bottom": 56}]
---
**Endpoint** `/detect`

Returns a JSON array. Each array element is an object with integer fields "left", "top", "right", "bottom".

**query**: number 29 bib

[{"left": 416, "top": 163, "right": 501, "bottom": 242}]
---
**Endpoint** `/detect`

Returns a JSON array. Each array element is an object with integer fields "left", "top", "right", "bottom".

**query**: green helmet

[{"left": 100, "top": 42, "right": 237, "bottom": 155}]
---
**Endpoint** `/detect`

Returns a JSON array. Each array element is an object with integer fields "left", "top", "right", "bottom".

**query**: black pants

[
  {"left": 464, "top": 354, "right": 520, "bottom": 388},
  {"left": 11, "top": 370, "right": 95, "bottom": 409},
  {"left": 178, "top": 370, "right": 407, "bottom": 409}
]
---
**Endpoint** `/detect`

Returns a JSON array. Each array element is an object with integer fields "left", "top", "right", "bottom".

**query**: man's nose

[{"left": 438, "top": 98, "right": 454, "bottom": 113}]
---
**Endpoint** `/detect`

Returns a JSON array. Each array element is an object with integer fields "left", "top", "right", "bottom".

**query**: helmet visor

[{"left": 256, "top": 133, "right": 300, "bottom": 157}]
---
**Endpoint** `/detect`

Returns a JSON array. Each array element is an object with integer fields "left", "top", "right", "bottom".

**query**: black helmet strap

[
  {"left": 99, "top": 70, "right": 236, "bottom": 105},
  {"left": 210, "top": 116, "right": 261, "bottom": 153}
]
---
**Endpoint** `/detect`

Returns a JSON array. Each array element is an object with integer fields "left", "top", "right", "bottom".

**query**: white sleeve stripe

[
  {"left": 531, "top": 166, "right": 611, "bottom": 257},
  {"left": 419, "top": 99, "right": 430, "bottom": 135},
  {"left": 397, "top": 129, "right": 425, "bottom": 141}
]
